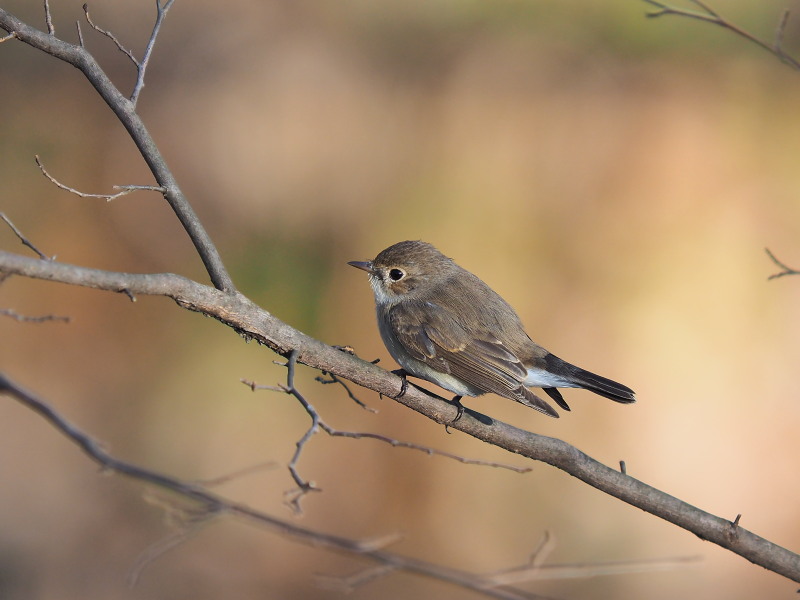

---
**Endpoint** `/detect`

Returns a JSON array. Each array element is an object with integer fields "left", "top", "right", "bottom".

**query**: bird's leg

[
  {"left": 391, "top": 369, "right": 410, "bottom": 399},
  {"left": 450, "top": 395, "right": 464, "bottom": 422},
  {"left": 443, "top": 396, "right": 465, "bottom": 434}
]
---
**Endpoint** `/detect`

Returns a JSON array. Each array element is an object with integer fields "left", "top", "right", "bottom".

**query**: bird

[{"left": 348, "top": 240, "right": 635, "bottom": 418}]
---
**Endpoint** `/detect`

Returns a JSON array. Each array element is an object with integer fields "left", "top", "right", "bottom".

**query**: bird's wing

[{"left": 387, "top": 301, "right": 558, "bottom": 417}]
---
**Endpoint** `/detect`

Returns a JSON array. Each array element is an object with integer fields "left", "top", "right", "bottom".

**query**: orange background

[{"left": 2, "top": 1, "right": 800, "bottom": 598}]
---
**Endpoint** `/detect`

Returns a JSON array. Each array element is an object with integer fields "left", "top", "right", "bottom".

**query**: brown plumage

[{"left": 349, "top": 240, "right": 635, "bottom": 418}]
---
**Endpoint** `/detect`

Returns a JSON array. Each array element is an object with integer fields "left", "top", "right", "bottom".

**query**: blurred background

[{"left": 2, "top": 0, "right": 800, "bottom": 598}]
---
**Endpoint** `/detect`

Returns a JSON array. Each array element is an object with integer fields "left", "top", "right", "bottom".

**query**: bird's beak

[{"left": 347, "top": 260, "right": 374, "bottom": 274}]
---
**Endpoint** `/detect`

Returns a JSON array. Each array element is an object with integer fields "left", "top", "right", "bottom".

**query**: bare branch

[
  {"left": 316, "top": 370, "right": 378, "bottom": 412},
  {"left": 315, "top": 565, "right": 400, "bottom": 593},
  {"left": 82, "top": 3, "right": 140, "bottom": 68},
  {"left": 126, "top": 516, "right": 208, "bottom": 587},
  {"left": 483, "top": 554, "right": 701, "bottom": 586},
  {"left": 0, "top": 30, "right": 17, "bottom": 43},
  {"left": 0, "top": 308, "right": 71, "bottom": 323},
  {"left": 1, "top": 250, "right": 798, "bottom": 582},
  {"left": 314, "top": 345, "right": 378, "bottom": 411},
  {"left": 0, "top": 9, "right": 235, "bottom": 292},
  {"left": 246, "top": 352, "right": 532, "bottom": 512},
  {"left": 43, "top": 0, "right": 54, "bottom": 35},
  {"left": 775, "top": 10, "right": 791, "bottom": 54},
  {"left": 1, "top": 212, "right": 52, "bottom": 260},
  {"left": 35, "top": 155, "right": 165, "bottom": 201},
  {"left": 191, "top": 460, "right": 278, "bottom": 488},
  {"left": 0, "top": 373, "right": 550, "bottom": 600},
  {"left": 643, "top": 0, "right": 800, "bottom": 71},
  {"left": 766, "top": 247, "right": 800, "bottom": 280},
  {"left": 130, "top": 0, "right": 175, "bottom": 106}
]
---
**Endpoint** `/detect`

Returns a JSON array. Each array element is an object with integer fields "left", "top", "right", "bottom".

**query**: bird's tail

[{"left": 544, "top": 354, "right": 636, "bottom": 404}]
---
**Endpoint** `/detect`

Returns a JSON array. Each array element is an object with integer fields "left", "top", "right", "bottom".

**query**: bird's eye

[{"left": 388, "top": 268, "right": 405, "bottom": 281}]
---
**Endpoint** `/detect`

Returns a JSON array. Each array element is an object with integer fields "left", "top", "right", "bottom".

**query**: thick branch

[
  {"left": 0, "top": 9, "right": 234, "bottom": 292},
  {"left": 2, "top": 249, "right": 799, "bottom": 583}
]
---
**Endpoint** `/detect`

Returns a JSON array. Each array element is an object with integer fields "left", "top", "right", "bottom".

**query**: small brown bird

[{"left": 348, "top": 240, "right": 635, "bottom": 418}]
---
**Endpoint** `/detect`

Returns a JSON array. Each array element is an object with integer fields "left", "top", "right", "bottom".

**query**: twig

[
  {"left": 192, "top": 460, "right": 278, "bottom": 487},
  {"left": 643, "top": 0, "right": 800, "bottom": 71},
  {"left": 315, "top": 565, "right": 400, "bottom": 593},
  {"left": 43, "top": 0, "right": 54, "bottom": 35},
  {"left": 0, "top": 308, "right": 71, "bottom": 323},
  {"left": 0, "top": 9, "right": 236, "bottom": 292},
  {"left": 126, "top": 517, "right": 207, "bottom": 587},
  {"left": 130, "top": 0, "right": 175, "bottom": 106},
  {"left": 35, "top": 155, "right": 165, "bottom": 201},
  {"left": 483, "top": 555, "right": 701, "bottom": 586},
  {"left": 82, "top": 4, "right": 139, "bottom": 68},
  {"left": 0, "top": 30, "right": 17, "bottom": 43},
  {"left": 316, "top": 371, "right": 377, "bottom": 412},
  {"left": 1, "top": 212, "right": 52, "bottom": 260},
  {"left": 244, "top": 357, "right": 532, "bottom": 512},
  {"left": 0, "top": 372, "right": 549, "bottom": 600},
  {"left": 766, "top": 247, "right": 800, "bottom": 280},
  {"left": 315, "top": 345, "right": 378, "bottom": 412}
]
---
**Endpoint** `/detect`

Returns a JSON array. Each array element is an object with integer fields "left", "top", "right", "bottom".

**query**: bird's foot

[
  {"left": 391, "top": 369, "right": 409, "bottom": 399},
  {"left": 444, "top": 396, "right": 464, "bottom": 434}
]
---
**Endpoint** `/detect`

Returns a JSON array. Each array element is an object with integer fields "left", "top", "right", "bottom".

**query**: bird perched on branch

[{"left": 349, "top": 240, "right": 635, "bottom": 418}]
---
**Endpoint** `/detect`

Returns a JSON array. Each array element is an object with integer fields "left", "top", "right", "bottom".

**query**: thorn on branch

[
  {"left": 765, "top": 248, "right": 800, "bottom": 280},
  {"left": 726, "top": 514, "right": 743, "bottom": 543},
  {"left": 619, "top": 460, "right": 627, "bottom": 475},
  {"left": 119, "top": 289, "right": 137, "bottom": 302}
]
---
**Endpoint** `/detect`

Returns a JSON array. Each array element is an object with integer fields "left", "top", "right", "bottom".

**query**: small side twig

[
  {"left": 43, "top": 0, "right": 54, "bottom": 35},
  {"left": 315, "top": 564, "right": 399, "bottom": 593},
  {"left": 80, "top": 1, "right": 174, "bottom": 105},
  {"left": 82, "top": 4, "right": 139, "bottom": 68},
  {"left": 191, "top": 460, "right": 278, "bottom": 488},
  {"left": 766, "top": 248, "right": 800, "bottom": 280},
  {"left": 35, "top": 155, "right": 165, "bottom": 201},
  {"left": 643, "top": 0, "right": 800, "bottom": 71},
  {"left": 316, "top": 371, "right": 378, "bottom": 413},
  {"left": 0, "top": 308, "right": 71, "bottom": 323},
  {"left": 131, "top": 0, "right": 175, "bottom": 106},
  {"left": 126, "top": 512, "right": 209, "bottom": 587},
  {"left": 244, "top": 353, "right": 532, "bottom": 513},
  {"left": 1, "top": 212, "right": 52, "bottom": 260}
]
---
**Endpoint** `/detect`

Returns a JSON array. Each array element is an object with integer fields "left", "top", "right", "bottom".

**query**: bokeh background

[{"left": 2, "top": 0, "right": 800, "bottom": 598}]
